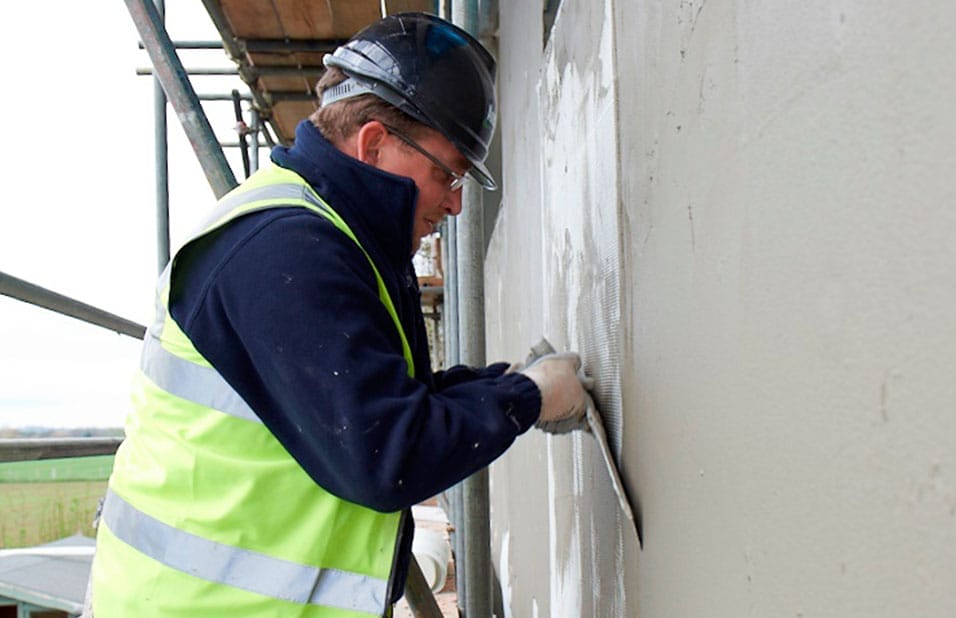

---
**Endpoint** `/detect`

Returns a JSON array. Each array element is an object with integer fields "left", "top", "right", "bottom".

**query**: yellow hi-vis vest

[{"left": 91, "top": 164, "right": 415, "bottom": 618}]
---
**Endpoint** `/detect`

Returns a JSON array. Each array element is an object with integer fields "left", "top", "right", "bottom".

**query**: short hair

[{"left": 309, "top": 67, "right": 424, "bottom": 145}]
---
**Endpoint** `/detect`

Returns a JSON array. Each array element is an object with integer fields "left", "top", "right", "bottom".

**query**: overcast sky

[{"left": 0, "top": 2, "right": 253, "bottom": 428}]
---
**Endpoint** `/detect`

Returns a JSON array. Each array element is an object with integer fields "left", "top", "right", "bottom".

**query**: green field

[
  {"left": 0, "top": 455, "right": 114, "bottom": 482},
  {"left": 0, "top": 456, "right": 113, "bottom": 548}
]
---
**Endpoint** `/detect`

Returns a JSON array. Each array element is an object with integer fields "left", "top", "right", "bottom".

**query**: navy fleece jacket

[{"left": 167, "top": 120, "right": 540, "bottom": 598}]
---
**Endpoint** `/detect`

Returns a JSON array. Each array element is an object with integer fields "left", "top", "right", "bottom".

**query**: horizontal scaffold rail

[
  {"left": 0, "top": 271, "right": 146, "bottom": 339},
  {"left": 0, "top": 437, "right": 123, "bottom": 462}
]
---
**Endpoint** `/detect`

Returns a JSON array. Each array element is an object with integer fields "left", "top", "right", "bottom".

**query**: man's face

[{"left": 377, "top": 125, "right": 469, "bottom": 254}]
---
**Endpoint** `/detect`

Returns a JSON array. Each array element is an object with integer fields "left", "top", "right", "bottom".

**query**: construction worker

[{"left": 87, "top": 12, "right": 590, "bottom": 618}]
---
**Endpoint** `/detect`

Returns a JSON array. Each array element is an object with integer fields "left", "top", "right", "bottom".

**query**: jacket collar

[{"left": 270, "top": 120, "right": 419, "bottom": 265}]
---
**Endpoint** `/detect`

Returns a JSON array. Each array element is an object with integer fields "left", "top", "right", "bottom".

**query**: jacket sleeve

[
  {"left": 170, "top": 210, "right": 541, "bottom": 513},
  {"left": 433, "top": 362, "right": 511, "bottom": 390}
]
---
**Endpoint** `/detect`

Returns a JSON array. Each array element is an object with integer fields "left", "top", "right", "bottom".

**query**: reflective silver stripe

[
  {"left": 140, "top": 181, "right": 343, "bottom": 424},
  {"left": 151, "top": 264, "right": 173, "bottom": 339},
  {"left": 221, "top": 182, "right": 335, "bottom": 222},
  {"left": 140, "top": 335, "right": 262, "bottom": 424},
  {"left": 102, "top": 489, "right": 387, "bottom": 614},
  {"left": 206, "top": 182, "right": 332, "bottom": 231},
  {"left": 217, "top": 182, "right": 311, "bottom": 214},
  {"left": 166, "top": 181, "right": 329, "bottom": 267}
]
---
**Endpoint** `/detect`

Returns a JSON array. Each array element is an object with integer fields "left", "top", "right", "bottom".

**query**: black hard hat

[{"left": 322, "top": 12, "right": 498, "bottom": 190}]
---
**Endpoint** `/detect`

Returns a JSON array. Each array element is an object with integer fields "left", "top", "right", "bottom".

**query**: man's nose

[{"left": 444, "top": 188, "right": 463, "bottom": 216}]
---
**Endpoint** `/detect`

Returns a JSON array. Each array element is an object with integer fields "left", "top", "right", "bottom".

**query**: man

[{"left": 88, "top": 12, "right": 589, "bottom": 617}]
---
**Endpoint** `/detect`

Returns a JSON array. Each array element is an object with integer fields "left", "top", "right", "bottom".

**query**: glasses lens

[
  {"left": 383, "top": 123, "right": 470, "bottom": 192},
  {"left": 453, "top": 175, "right": 469, "bottom": 191}
]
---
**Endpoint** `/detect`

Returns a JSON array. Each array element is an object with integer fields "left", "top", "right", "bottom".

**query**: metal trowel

[{"left": 527, "top": 338, "right": 641, "bottom": 546}]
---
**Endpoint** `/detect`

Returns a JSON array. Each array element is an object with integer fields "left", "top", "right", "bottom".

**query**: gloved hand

[{"left": 520, "top": 352, "right": 592, "bottom": 433}]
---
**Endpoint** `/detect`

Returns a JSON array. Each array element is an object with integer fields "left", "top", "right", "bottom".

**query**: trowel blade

[{"left": 586, "top": 403, "right": 641, "bottom": 545}]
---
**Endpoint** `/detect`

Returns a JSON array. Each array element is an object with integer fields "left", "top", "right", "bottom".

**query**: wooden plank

[
  {"left": 326, "top": 1, "right": 383, "bottom": 38},
  {"left": 220, "top": 0, "right": 284, "bottom": 39},
  {"left": 258, "top": 74, "right": 317, "bottom": 95},
  {"left": 248, "top": 51, "right": 326, "bottom": 68},
  {"left": 384, "top": 0, "right": 437, "bottom": 15},
  {"left": 271, "top": 100, "right": 319, "bottom": 142},
  {"left": 272, "top": 0, "right": 339, "bottom": 39}
]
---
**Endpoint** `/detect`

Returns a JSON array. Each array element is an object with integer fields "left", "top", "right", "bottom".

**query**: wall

[{"left": 485, "top": 0, "right": 956, "bottom": 616}]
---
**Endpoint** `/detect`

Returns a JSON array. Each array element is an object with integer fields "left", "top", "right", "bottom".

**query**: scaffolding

[{"left": 0, "top": 2, "right": 500, "bottom": 617}]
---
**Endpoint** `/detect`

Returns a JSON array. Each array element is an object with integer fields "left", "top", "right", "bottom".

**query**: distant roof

[
  {"left": 0, "top": 534, "right": 94, "bottom": 614},
  {"left": 203, "top": 0, "right": 436, "bottom": 145}
]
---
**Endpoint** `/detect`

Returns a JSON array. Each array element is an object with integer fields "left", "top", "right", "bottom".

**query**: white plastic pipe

[{"left": 412, "top": 528, "right": 452, "bottom": 593}]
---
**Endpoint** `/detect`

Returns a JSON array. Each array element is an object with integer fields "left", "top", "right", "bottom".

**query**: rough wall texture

[
  {"left": 486, "top": 0, "right": 956, "bottom": 616},
  {"left": 487, "top": 1, "right": 638, "bottom": 616}
]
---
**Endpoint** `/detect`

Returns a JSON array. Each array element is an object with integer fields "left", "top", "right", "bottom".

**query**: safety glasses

[{"left": 381, "top": 123, "right": 469, "bottom": 192}]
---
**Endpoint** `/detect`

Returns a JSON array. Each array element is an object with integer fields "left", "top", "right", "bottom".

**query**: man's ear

[{"left": 355, "top": 121, "right": 389, "bottom": 167}]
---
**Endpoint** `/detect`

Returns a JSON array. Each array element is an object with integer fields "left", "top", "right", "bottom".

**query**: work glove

[{"left": 518, "top": 340, "right": 594, "bottom": 434}]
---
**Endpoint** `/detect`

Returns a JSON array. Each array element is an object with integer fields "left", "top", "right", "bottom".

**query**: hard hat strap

[
  {"left": 320, "top": 76, "right": 380, "bottom": 107},
  {"left": 321, "top": 76, "right": 416, "bottom": 115}
]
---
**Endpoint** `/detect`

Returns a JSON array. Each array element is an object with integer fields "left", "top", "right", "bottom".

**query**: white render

[{"left": 485, "top": 0, "right": 956, "bottom": 616}]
